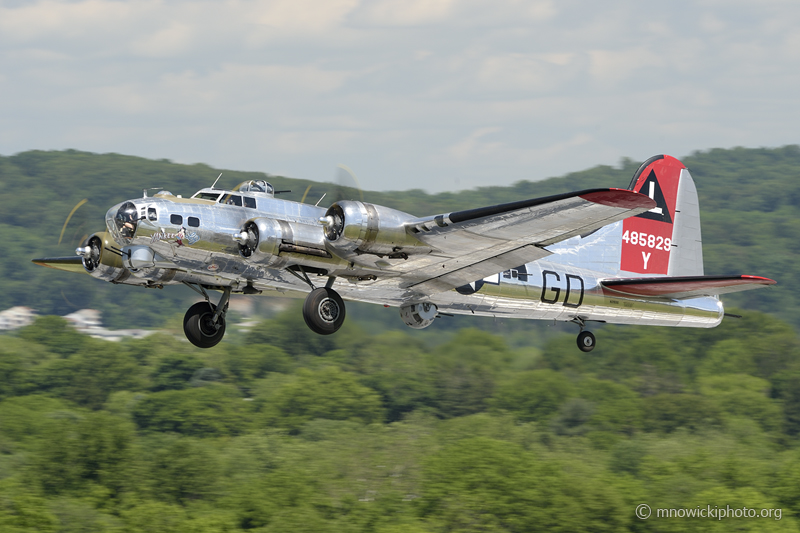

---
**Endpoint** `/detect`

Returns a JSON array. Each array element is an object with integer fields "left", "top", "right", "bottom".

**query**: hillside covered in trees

[
  {"left": 1, "top": 145, "right": 796, "bottom": 329},
  {"left": 1, "top": 306, "right": 799, "bottom": 531}
]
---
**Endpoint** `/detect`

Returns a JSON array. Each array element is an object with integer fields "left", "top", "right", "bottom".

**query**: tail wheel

[
  {"left": 577, "top": 331, "right": 596, "bottom": 352},
  {"left": 183, "top": 302, "right": 226, "bottom": 348},
  {"left": 303, "top": 287, "right": 346, "bottom": 335}
]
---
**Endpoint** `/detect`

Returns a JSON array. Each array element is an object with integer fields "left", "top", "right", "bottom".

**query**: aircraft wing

[
  {"left": 601, "top": 275, "right": 777, "bottom": 300},
  {"left": 31, "top": 256, "right": 86, "bottom": 274},
  {"left": 398, "top": 189, "right": 655, "bottom": 294}
]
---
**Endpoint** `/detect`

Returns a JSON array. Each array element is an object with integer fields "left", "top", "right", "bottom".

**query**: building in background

[
  {"left": 0, "top": 306, "right": 37, "bottom": 330},
  {"left": 1, "top": 306, "right": 153, "bottom": 341}
]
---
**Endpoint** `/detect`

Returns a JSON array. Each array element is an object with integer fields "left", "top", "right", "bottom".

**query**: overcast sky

[{"left": 1, "top": 0, "right": 798, "bottom": 193}]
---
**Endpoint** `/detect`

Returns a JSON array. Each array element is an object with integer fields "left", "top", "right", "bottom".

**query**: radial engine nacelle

[
  {"left": 235, "top": 217, "right": 332, "bottom": 268},
  {"left": 75, "top": 232, "right": 131, "bottom": 283},
  {"left": 319, "top": 201, "right": 432, "bottom": 258}
]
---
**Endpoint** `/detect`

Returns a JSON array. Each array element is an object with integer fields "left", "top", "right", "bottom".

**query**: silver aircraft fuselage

[{"left": 105, "top": 188, "right": 724, "bottom": 330}]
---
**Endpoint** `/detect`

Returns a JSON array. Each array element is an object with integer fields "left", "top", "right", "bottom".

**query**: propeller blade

[
  {"left": 58, "top": 198, "right": 88, "bottom": 245},
  {"left": 299, "top": 184, "right": 313, "bottom": 204},
  {"left": 333, "top": 164, "right": 364, "bottom": 204}
]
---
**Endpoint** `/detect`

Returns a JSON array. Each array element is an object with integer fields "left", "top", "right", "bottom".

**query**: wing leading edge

[
  {"left": 31, "top": 256, "right": 86, "bottom": 274},
  {"left": 400, "top": 188, "right": 656, "bottom": 294},
  {"left": 601, "top": 275, "right": 776, "bottom": 300}
]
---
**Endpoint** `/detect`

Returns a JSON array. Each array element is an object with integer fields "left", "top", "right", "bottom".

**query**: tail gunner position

[{"left": 34, "top": 156, "right": 775, "bottom": 350}]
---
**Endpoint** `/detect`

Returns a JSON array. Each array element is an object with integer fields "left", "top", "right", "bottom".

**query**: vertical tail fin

[{"left": 621, "top": 155, "right": 703, "bottom": 276}]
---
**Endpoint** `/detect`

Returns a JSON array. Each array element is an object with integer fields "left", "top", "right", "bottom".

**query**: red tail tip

[{"left": 580, "top": 189, "right": 656, "bottom": 209}]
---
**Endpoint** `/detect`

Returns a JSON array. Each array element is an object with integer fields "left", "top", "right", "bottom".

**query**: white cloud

[
  {"left": 526, "top": 1, "right": 556, "bottom": 21},
  {"left": 352, "top": 0, "right": 456, "bottom": 26},
  {"left": 0, "top": 0, "right": 144, "bottom": 42},
  {"left": 129, "top": 22, "right": 195, "bottom": 58},
  {"left": 588, "top": 48, "right": 663, "bottom": 87},
  {"left": 270, "top": 130, "right": 360, "bottom": 155},
  {"left": 476, "top": 53, "right": 580, "bottom": 94},
  {"left": 2, "top": 0, "right": 800, "bottom": 192},
  {"left": 246, "top": 0, "right": 359, "bottom": 32},
  {"left": 69, "top": 62, "right": 352, "bottom": 120},
  {"left": 446, "top": 126, "right": 503, "bottom": 160}
]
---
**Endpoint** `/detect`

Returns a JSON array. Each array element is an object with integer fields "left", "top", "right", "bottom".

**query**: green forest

[
  {"left": 2, "top": 306, "right": 800, "bottom": 531},
  {"left": 1, "top": 146, "right": 799, "bottom": 531}
]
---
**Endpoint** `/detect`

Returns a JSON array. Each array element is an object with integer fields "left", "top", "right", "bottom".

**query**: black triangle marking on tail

[{"left": 634, "top": 169, "right": 672, "bottom": 224}]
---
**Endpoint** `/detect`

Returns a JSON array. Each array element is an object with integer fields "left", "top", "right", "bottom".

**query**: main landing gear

[
  {"left": 572, "top": 317, "right": 596, "bottom": 352},
  {"left": 181, "top": 274, "right": 349, "bottom": 346},
  {"left": 183, "top": 285, "right": 230, "bottom": 349},
  {"left": 302, "top": 287, "right": 346, "bottom": 335},
  {"left": 288, "top": 269, "right": 347, "bottom": 335}
]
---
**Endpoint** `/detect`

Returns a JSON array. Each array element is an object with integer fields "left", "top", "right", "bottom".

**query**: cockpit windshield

[{"left": 193, "top": 191, "right": 223, "bottom": 201}]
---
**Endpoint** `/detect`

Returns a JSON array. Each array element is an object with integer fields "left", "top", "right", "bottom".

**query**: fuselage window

[
  {"left": 148, "top": 207, "right": 158, "bottom": 221},
  {"left": 187, "top": 216, "right": 200, "bottom": 227},
  {"left": 220, "top": 194, "right": 242, "bottom": 206},
  {"left": 170, "top": 214, "right": 183, "bottom": 225},
  {"left": 244, "top": 197, "right": 256, "bottom": 209}
]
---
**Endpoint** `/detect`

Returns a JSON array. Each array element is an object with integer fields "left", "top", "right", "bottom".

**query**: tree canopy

[{"left": 0, "top": 306, "right": 798, "bottom": 531}]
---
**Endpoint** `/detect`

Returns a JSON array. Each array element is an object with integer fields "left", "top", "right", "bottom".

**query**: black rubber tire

[
  {"left": 183, "top": 302, "right": 226, "bottom": 348},
  {"left": 302, "top": 287, "right": 346, "bottom": 335},
  {"left": 577, "top": 331, "right": 596, "bottom": 352}
]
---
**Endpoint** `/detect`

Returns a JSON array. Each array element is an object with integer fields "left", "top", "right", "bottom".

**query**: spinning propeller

[{"left": 299, "top": 164, "right": 365, "bottom": 207}]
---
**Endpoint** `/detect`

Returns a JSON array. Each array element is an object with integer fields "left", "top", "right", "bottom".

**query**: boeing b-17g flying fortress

[{"left": 34, "top": 155, "right": 775, "bottom": 351}]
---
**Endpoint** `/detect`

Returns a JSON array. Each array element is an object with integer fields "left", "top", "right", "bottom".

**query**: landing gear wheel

[
  {"left": 577, "top": 331, "right": 596, "bottom": 352},
  {"left": 303, "top": 287, "right": 346, "bottom": 335},
  {"left": 183, "top": 302, "right": 226, "bottom": 348}
]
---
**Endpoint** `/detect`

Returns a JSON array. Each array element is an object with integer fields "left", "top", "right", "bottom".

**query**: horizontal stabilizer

[
  {"left": 601, "top": 275, "right": 776, "bottom": 300},
  {"left": 32, "top": 256, "right": 86, "bottom": 274}
]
